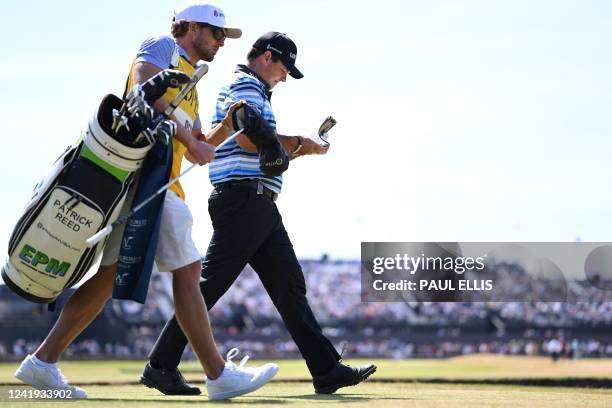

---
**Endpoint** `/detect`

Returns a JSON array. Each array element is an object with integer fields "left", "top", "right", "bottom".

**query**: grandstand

[{"left": 1, "top": 259, "right": 611, "bottom": 362}]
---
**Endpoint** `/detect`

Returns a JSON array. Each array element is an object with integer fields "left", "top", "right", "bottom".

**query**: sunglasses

[{"left": 197, "top": 23, "right": 226, "bottom": 41}]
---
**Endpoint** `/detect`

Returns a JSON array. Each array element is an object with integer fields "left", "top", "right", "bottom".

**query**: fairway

[
  {"left": 0, "top": 355, "right": 611, "bottom": 407},
  {"left": 2, "top": 383, "right": 611, "bottom": 408}
]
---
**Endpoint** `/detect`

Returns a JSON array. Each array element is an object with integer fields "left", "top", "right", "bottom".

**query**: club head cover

[
  {"left": 232, "top": 103, "right": 276, "bottom": 147},
  {"left": 259, "top": 139, "right": 289, "bottom": 176},
  {"left": 141, "top": 69, "right": 191, "bottom": 105}
]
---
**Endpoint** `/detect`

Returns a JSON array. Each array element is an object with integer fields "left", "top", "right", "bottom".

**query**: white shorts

[{"left": 100, "top": 189, "right": 201, "bottom": 272}]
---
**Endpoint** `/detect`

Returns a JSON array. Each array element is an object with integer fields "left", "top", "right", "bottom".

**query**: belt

[{"left": 215, "top": 180, "right": 278, "bottom": 202}]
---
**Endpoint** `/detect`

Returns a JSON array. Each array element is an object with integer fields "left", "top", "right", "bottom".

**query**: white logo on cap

[
  {"left": 266, "top": 44, "right": 283, "bottom": 54},
  {"left": 290, "top": 52, "right": 296, "bottom": 60}
]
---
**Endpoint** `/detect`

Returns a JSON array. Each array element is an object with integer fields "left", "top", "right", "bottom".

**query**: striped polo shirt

[{"left": 209, "top": 65, "right": 282, "bottom": 193}]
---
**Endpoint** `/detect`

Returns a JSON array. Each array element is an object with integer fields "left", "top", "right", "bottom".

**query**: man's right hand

[
  {"left": 185, "top": 138, "right": 216, "bottom": 165},
  {"left": 300, "top": 137, "right": 329, "bottom": 155}
]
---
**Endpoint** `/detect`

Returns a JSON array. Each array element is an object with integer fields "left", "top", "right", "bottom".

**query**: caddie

[{"left": 14, "top": 4, "right": 278, "bottom": 400}]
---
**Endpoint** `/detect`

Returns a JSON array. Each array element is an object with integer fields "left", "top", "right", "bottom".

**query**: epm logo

[{"left": 19, "top": 244, "right": 71, "bottom": 277}]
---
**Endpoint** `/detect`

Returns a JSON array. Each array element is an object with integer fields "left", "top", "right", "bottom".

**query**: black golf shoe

[
  {"left": 140, "top": 363, "right": 201, "bottom": 395},
  {"left": 313, "top": 362, "right": 377, "bottom": 394}
]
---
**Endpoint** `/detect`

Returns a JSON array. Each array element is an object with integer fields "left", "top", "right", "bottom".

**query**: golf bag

[
  {"left": 1, "top": 97, "right": 153, "bottom": 303},
  {"left": 1, "top": 70, "right": 188, "bottom": 303}
]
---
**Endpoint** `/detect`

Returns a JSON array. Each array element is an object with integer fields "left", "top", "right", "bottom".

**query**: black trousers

[{"left": 148, "top": 183, "right": 341, "bottom": 376}]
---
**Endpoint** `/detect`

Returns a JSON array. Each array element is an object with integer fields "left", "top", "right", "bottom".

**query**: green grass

[
  {"left": 1, "top": 383, "right": 611, "bottom": 408},
  {"left": 1, "top": 355, "right": 611, "bottom": 383},
  {"left": 0, "top": 356, "right": 611, "bottom": 407}
]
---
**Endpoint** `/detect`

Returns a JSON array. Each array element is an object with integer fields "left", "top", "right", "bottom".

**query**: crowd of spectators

[
  {"left": 1, "top": 259, "right": 611, "bottom": 361},
  {"left": 2, "top": 334, "right": 611, "bottom": 361},
  {"left": 205, "top": 260, "right": 612, "bottom": 328}
]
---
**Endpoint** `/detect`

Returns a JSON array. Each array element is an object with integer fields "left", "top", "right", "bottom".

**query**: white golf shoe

[
  {"left": 15, "top": 354, "right": 88, "bottom": 399},
  {"left": 206, "top": 348, "right": 278, "bottom": 400}
]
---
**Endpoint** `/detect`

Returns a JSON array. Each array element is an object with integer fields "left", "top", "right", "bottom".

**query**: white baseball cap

[{"left": 173, "top": 3, "right": 242, "bottom": 39}]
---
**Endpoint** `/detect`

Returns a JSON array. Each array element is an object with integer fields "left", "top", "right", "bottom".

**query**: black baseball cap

[{"left": 253, "top": 32, "right": 303, "bottom": 79}]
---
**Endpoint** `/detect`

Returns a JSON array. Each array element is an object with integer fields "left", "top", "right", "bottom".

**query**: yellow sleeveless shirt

[{"left": 125, "top": 55, "right": 199, "bottom": 200}]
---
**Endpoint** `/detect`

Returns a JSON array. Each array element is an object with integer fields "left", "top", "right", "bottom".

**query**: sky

[{"left": 0, "top": 0, "right": 611, "bottom": 272}]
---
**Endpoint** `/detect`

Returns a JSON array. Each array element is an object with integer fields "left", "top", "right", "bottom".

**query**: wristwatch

[{"left": 292, "top": 136, "right": 304, "bottom": 154}]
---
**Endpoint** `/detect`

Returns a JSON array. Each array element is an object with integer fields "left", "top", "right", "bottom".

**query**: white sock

[{"left": 31, "top": 355, "right": 56, "bottom": 368}]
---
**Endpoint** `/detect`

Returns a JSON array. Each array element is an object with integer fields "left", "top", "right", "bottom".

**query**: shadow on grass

[
  {"left": 86, "top": 398, "right": 288, "bottom": 404},
  {"left": 282, "top": 393, "right": 414, "bottom": 402}
]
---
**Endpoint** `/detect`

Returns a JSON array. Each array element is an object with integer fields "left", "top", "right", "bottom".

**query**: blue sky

[{"left": 1, "top": 0, "right": 611, "bottom": 266}]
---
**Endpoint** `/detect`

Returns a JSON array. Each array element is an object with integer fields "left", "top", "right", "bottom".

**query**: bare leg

[
  {"left": 34, "top": 264, "right": 116, "bottom": 363},
  {"left": 171, "top": 261, "right": 225, "bottom": 379}
]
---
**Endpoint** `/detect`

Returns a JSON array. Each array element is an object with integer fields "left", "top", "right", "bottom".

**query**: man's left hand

[{"left": 221, "top": 100, "right": 245, "bottom": 131}]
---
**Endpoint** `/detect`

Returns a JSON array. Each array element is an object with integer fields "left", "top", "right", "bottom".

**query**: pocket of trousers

[{"left": 208, "top": 189, "right": 253, "bottom": 227}]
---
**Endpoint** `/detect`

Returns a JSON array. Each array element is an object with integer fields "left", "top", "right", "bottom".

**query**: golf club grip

[
  {"left": 86, "top": 225, "right": 113, "bottom": 246},
  {"left": 163, "top": 64, "right": 209, "bottom": 117}
]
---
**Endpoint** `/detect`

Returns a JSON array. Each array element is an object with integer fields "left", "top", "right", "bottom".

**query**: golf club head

[{"left": 318, "top": 116, "right": 337, "bottom": 136}]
